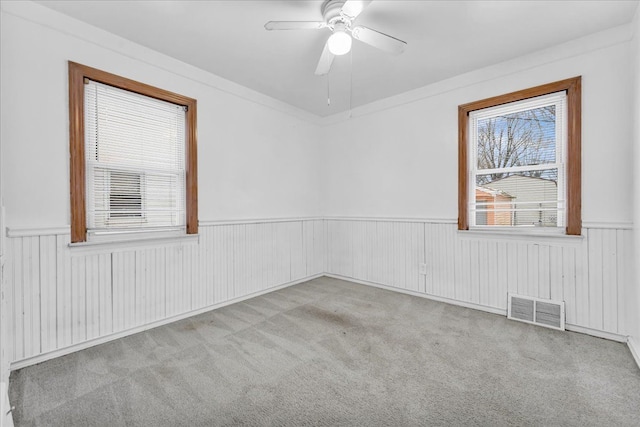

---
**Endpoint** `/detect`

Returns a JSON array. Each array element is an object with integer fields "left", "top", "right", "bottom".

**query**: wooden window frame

[
  {"left": 458, "top": 77, "right": 581, "bottom": 235},
  {"left": 69, "top": 61, "right": 198, "bottom": 243}
]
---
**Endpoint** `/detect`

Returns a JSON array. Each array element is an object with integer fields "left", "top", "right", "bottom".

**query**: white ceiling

[{"left": 35, "top": 0, "right": 639, "bottom": 117}]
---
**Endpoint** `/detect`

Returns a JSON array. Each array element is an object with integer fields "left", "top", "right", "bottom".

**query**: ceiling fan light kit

[
  {"left": 264, "top": 0, "right": 407, "bottom": 75},
  {"left": 327, "top": 22, "right": 352, "bottom": 55}
]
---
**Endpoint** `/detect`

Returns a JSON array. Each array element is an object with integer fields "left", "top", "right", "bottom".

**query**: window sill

[
  {"left": 458, "top": 228, "right": 584, "bottom": 244},
  {"left": 68, "top": 233, "right": 199, "bottom": 256}
]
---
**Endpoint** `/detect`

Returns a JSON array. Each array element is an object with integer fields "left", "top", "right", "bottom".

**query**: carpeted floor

[{"left": 9, "top": 276, "right": 640, "bottom": 426}]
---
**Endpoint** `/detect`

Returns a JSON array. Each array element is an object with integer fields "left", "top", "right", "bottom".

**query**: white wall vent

[{"left": 507, "top": 293, "right": 565, "bottom": 331}]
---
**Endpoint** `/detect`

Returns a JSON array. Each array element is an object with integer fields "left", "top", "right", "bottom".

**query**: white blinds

[
  {"left": 469, "top": 91, "right": 567, "bottom": 228},
  {"left": 84, "top": 80, "right": 186, "bottom": 235}
]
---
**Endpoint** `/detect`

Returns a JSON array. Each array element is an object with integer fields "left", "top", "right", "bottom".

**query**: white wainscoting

[
  {"left": 5, "top": 219, "right": 326, "bottom": 366},
  {"left": 1, "top": 251, "right": 14, "bottom": 427},
  {"left": 1, "top": 381, "right": 13, "bottom": 427},
  {"left": 3, "top": 216, "right": 634, "bottom": 369},
  {"left": 325, "top": 218, "right": 633, "bottom": 339}
]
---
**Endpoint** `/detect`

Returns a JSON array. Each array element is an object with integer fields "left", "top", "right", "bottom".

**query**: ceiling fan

[{"left": 265, "top": 0, "right": 407, "bottom": 75}]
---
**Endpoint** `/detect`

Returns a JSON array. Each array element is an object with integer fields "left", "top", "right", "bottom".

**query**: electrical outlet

[{"left": 419, "top": 263, "right": 427, "bottom": 275}]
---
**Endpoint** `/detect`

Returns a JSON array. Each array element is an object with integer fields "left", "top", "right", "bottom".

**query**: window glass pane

[
  {"left": 474, "top": 169, "right": 559, "bottom": 227},
  {"left": 477, "top": 105, "right": 556, "bottom": 170}
]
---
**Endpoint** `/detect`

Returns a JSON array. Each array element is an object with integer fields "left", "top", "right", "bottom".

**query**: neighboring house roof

[
  {"left": 475, "top": 186, "right": 514, "bottom": 199},
  {"left": 484, "top": 174, "right": 558, "bottom": 187}
]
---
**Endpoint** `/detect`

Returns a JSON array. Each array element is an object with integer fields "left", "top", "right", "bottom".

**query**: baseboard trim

[
  {"left": 564, "top": 323, "right": 627, "bottom": 343},
  {"left": 628, "top": 336, "right": 640, "bottom": 370},
  {"left": 10, "top": 274, "right": 323, "bottom": 371},
  {"left": 323, "top": 273, "right": 506, "bottom": 316},
  {"left": 323, "top": 274, "right": 630, "bottom": 343}
]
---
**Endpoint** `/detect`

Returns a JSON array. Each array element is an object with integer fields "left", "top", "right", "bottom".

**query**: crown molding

[{"left": 0, "top": 1, "right": 324, "bottom": 126}]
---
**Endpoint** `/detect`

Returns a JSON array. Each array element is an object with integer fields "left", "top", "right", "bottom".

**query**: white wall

[
  {"left": 321, "top": 33, "right": 634, "bottom": 224},
  {"left": 630, "top": 5, "right": 640, "bottom": 364},
  {"left": 0, "top": 2, "right": 322, "bottom": 229},
  {"left": 0, "top": 10, "right": 9, "bottom": 420},
  {"left": 0, "top": 4, "right": 13, "bottom": 427},
  {"left": 0, "top": 43, "right": 10, "bottom": 426}
]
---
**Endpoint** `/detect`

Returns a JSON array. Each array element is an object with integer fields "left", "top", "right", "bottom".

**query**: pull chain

[
  {"left": 349, "top": 48, "right": 353, "bottom": 118},
  {"left": 327, "top": 73, "right": 331, "bottom": 106}
]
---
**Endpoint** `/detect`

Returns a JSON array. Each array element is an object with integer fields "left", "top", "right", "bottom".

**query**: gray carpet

[{"left": 9, "top": 277, "right": 640, "bottom": 426}]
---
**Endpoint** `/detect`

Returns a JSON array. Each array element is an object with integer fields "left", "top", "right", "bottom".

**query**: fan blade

[
  {"left": 351, "top": 25, "right": 406, "bottom": 54},
  {"left": 264, "top": 21, "right": 326, "bottom": 30},
  {"left": 315, "top": 42, "right": 335, "bottom": 76},
  {"left": 341, "top": 0, "right": 373, "bottom": 19}
]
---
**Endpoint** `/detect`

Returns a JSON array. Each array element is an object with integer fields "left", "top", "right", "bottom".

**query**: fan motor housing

[{"left": 322, "top": 0, "right": 347, "bottom": 25}]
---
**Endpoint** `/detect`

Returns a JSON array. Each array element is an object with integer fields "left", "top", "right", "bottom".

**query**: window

[
  {"left": 458, "top": 77, "right": 581, "bottom": 235},
  {"left": 69, "top": 62, "right": 198, "bottom": 243},
  {"left": 470, "top": 92, "right": 566, "bottom": 229}
]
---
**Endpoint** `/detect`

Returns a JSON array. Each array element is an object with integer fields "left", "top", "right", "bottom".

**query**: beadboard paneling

[
  {"left": 5, "top": 217, "right": 631, "bottom": 365},
  {"left": 5, "top": 219, "right": 325, "bottom": 363},
  {"left": 326, "top": 219, "right": 633, "bottom": 337},
  {"left": 327, "top": 220, "right": 424, "bottom": 293}
]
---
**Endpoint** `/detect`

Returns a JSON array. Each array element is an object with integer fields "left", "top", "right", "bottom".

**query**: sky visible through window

[{"left": 476, "top": 105, "right": 556, "bottom": 185}]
